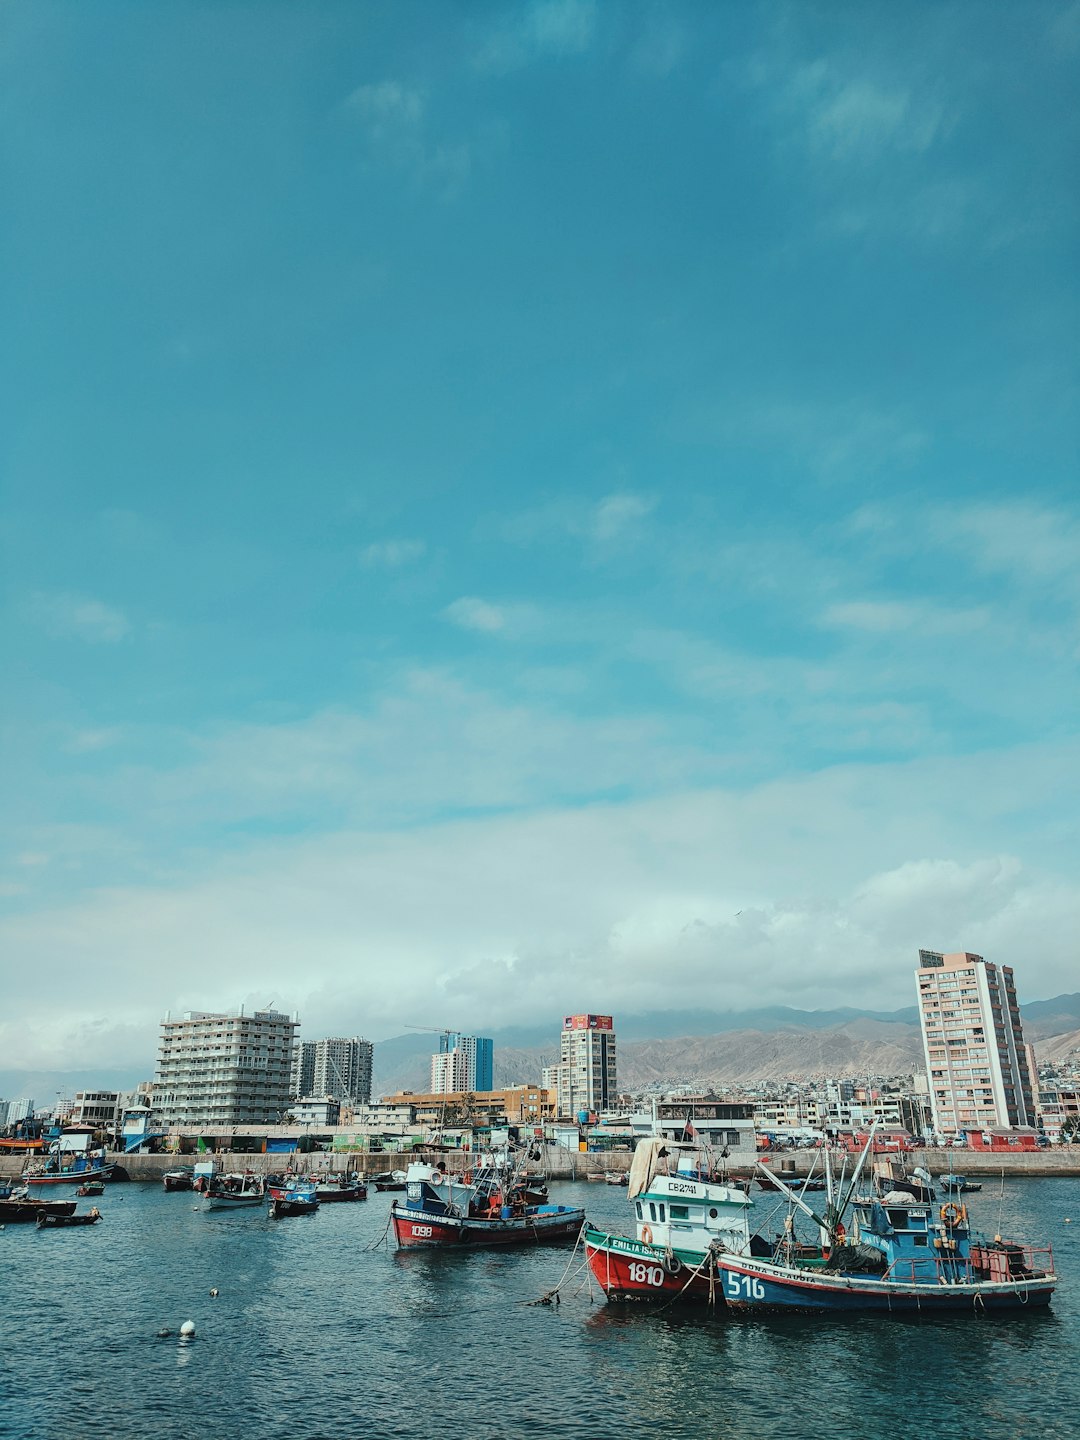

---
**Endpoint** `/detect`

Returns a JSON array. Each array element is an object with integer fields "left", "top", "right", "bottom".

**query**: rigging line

[
  {"left": 652, "top": 1245, "right": 719, "bottom": 1317},
  {"left": 530, "top": 1220, "right": 588, "bottom": 1305},
  {"left": 364, "top": 1209, "right": 395, "bottom": 1251}
]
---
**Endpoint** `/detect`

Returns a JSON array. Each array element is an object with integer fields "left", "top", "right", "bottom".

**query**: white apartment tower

[
  {"left": 429, "top": 1034, "right": 493, "bottom": 1094},
  {"left": 314, "top": 1037, "right": 373, "bottom": 1105},
  {"left": 151, "top": 1008, "right": 299, "bottom": 1127},
  {"left": 916, "top": 950, "right": 1034, "bottom": 1138},
  {"left": 291, "top": 1037, "right": 372, "bottom": 1105},
  {"left": 556, "top": 1014, "right": 617, "bottom": 1119}
]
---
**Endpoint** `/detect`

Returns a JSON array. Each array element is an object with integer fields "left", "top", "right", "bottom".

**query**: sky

[{"left": 2, "top": 1, "right": 1079, "bottom": 1078}]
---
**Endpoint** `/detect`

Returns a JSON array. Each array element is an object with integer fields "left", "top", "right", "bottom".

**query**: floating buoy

[
  {"left": 209, "top": 1288, "right": 219, "bottom": 1297},
  {"left": 179, "top": 1320, "right": 196, "bottom": 1338},
  {"left": 1065, "top": 1218, "right": 1072, "bottom": 1224},
  {"left": 157, "top": 1328, "right": 172, "bottom": 1338}
]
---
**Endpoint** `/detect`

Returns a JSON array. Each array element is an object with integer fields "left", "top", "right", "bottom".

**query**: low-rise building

[{"left": 653, "top": 1097, "right": 756, "bottom": 1153}]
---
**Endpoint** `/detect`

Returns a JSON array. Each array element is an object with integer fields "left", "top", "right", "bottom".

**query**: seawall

[{"left": 3, "top": 1146, "right": 1079, "bottom": 1183}]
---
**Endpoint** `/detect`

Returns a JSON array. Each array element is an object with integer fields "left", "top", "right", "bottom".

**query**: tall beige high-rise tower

[{"left": 916, "top": 950, "right": 1034, "bottom": 1138}]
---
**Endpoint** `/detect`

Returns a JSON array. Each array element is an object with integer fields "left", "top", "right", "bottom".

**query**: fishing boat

[
  {"left": 75, "top": 1180, "right": 105, "bottom": 1197},
  {"left": 391, "top": 1160, "right": 584, "bottom": 1249},
  {"left": 310, "top": 1172, "right": 366, "bottom": 1202},
  {"left": 584, "top": 1139, "right": 767, "bottom": 1304},
  {"left": 163, "top": 1169, "right": 195, "bottom": 1192},
  {"left": 872, "top": 1158, "right": 934, "bottom": 1203},
  {"left": 22, "top": 1143, "right": 114, "bottom": 1187},
  {"left": 756, "top": 1169, "right": 826, "bottom": 1193},
  {"left": 204, "top": 1172, "right": 265, "bottom": 1209},
  {"left": 714, "top": 1187, "right": 1055, "bottom": 1313},
  {"left": 0, "top": 1192, "right": 78, "bottom": 1224},
  {"left": 270, "top": 1181, "right": 319, "bottom": 1219},
  {"left": 605, "top": 1171, "right": 629, "bottom": 1186},
  {"left": 36, "top": 1207, "right": 102, "bottom": 1229},
  {"left": 939, "top": 1173, "right": 982, "bottom": 1193},
  {"left": 371, "top": 1170, "right": 408, "bottom": 1191}
]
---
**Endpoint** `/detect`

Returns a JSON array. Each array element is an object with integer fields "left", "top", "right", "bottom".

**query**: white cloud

[
  {"left": 3, "top": 749, "right": 1079, "bottom": 1069},
  {"left": 359, "top": 538, "right": 427, "bottom": 569},
  {"left": 798, "top": 72, "right": 946, "bottom": 161},
  {"left": 344, "top": 80, "right": 471, "bottom": 198},
  {"left": 443, "top": 596, "right": 506, "bottom": 632},
  {"left": 476, "top": 0, "right": 598, "bottom": 72},
  {"left": 65, "top": 728, "right": 123, "bottom": 754},
  {"left": 25, "top": 591, "right": 130, "bottom": 644},
  {"left": 820, "top": 600, "right": 991, "bottom": 637},
  {"left": 591, "top": 492, "right": 655, "bottom": 541},
  {"left": 346, "top": 80, "right": 424, "bottom": 138},
  {"left": 934, "top": 501, "right": 1080, "bottom": 591}
]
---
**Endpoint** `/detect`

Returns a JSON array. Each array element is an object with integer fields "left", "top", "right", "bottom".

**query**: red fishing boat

[{"left": 391, "top": 1160, "right": 583, "bottom": 1249}]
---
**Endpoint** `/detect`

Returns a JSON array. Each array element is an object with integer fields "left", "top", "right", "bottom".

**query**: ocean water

[{"left": 1, "top": 1176, "right": 1077, "bottom": 1440}]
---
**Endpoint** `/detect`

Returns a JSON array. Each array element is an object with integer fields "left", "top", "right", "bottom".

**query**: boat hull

[
  {"left": 716, "top": 1254, "right": 1056, "bottom": 1313},
  {"left": 392, "top": 1202, "right": 583, "bottom": 1249},
  {"left": 271, "top": 1197, "right": 319, "bottom": 1218},
  {"left": 23, "top": 1164, "right": 114, "bottom": 1187},
  {"left": 0, "top": 1199, "right": 77, "bottom": 1223},
  {"left": 36, "top": 1211, "right": 101, "bottom": 1228},
  {"left": 584, "top": 1228, "right": 725, "bottom": 1305}
]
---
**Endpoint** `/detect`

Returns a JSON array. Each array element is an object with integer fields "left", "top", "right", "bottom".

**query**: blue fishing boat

[
  {"left": 715, "top": 1189, "right": 1055, "bottom": 1313},
  {"left": 269, "top": 1180, "right": 319, "bottom": 1219},
  {"left": 939, "top": 1172, "right": 982, "bottom": 1193}
]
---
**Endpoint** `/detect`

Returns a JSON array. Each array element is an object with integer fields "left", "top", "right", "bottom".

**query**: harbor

[{"left": 2, "top": 1169, "right": 1077, "bottom": 1440}]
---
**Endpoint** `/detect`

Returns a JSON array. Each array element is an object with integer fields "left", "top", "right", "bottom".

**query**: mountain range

[
  {"left": 369, "top": 994, "right": 1080, "bottom": 1096},
  {"left": 4, "top": 995, "right": 1078, "bottom": 1106}
]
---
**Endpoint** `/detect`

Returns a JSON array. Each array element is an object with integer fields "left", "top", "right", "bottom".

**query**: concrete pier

[{"left": 3, "top": 1145, "right": 1079, "bottom": 1184}]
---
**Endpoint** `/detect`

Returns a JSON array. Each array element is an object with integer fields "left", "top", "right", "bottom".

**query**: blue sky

[{"left": 2, "top": 1, "right": 1078, "bottom": 1075}]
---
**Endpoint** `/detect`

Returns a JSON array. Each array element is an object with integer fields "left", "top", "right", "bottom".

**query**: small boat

[
  {"left": 310, "top": 1173, "right": 367, "bottom": 1202},
  {"left": 939, "top": 1173, "right": 982, "bottom": 1193},
  {"left": 270, "top": 1182, "right": 319, "bottom": 1219},
  {"left": 756, "top": 1169, "right": 827, "bottom": 1192},
  {"left": 371, "top": 1170, "right": 408, "bottom": 1192},
  {"left": 163, "top": 1169, "right": 195, "bottom": 1192},
  {"left": 22, "top": 1150, "right": 114, "bottom": 1187},
  {"left": 75, "top": 1180, "right": 105, "bottom": 1197},
  {"left": 392, "top": 1161, "right": 584, "bottom": 1249},
  {"left": 205, "top": 1172, "right": 265, "bottom": 1209},
  {"left": 872, "top": 1158, "right": 935, "bottom": 1203},
  {"left": 37, "top": 1207, "right": 102, "bottom": 1228},
  {"left": 0, "top": 1193, "right": 78, "bottom": 1224},
  {"left": 605, "top": 1171, "right": 629, "bottom": 1186}
]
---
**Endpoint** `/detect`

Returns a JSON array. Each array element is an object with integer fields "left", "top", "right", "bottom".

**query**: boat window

[
  {"left": 649, "top": 1203, "right": 657, "bottom": 1222},
  {"left": 913, "top": 1235, "right": 928, "bottom": 1247},
  {"left": 887, "top": 1210, "right": 909, "bottom": 1227},
  {"left": 635, "top": 1202, "right": 642, "bottom": 1220},
  {"left": 709, "top": 1208, "right": 719, "bottom": 1219},
  {"left": 670, "top": 1204, "right": 689, "bottom": 1220},
  {"left": 658, "top": 1203, "right": 666, "bottom": 1221}
]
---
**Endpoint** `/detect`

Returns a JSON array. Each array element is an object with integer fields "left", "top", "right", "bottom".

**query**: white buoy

[
  {"left": 209, "top": 1288, "right": 219, "bottom": 1297},
  {"left": 179, "top": 1320, "right": 196, "bottom": 1338}
]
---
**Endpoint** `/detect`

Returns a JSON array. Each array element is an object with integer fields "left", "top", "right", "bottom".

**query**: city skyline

[{"left": 3, "top": 4, "right": 1078, "bottom": 1072}]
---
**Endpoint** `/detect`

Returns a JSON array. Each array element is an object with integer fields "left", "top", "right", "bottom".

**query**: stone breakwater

[{"left": 2, "top": 1146, "right": 1078, "bottom": 1183}]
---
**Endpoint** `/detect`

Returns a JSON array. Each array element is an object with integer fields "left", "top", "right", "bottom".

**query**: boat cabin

[
  {"left": 628, "top": 1141, "right": 756, "bottom": 1257},
  {"left": 851, "top": 1192, "right": 971, "bottom": 1282}
]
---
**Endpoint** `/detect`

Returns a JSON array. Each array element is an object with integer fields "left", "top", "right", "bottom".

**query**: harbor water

[{"left": 2, "top": 1176, "right": 1078, "bottom": 1439}]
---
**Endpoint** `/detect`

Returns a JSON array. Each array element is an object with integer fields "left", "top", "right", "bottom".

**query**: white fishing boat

[{"left": 204, "top": 1172, "right": 265, "bottom": 1209}]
